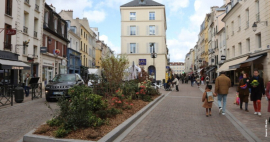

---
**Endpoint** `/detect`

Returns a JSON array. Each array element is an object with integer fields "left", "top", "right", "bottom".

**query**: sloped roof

[{"left": 121, "top": 0, "right": 164, "bottom": 7}]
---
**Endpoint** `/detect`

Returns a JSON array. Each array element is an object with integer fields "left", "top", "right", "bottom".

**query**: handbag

[{"left": 206, "top": 92, "right": 214, "bottom": 103}]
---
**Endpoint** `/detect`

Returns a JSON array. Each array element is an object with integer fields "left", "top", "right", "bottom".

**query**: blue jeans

[
  {"left": 191, "top": 80, "right": 194, "bottom": 86},
  {"left": 218, "top": 94, "right": 227, "bottom": 113},
  {"left": 24, "top": 86, "right": 30, "bottom": 97}
]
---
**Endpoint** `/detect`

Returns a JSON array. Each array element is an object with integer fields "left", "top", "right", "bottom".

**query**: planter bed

[{"left": 26, "top": 95, "right": 162, "bottom": 142}]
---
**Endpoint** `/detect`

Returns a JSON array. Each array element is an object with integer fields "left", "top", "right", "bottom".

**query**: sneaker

[
  {"left": 219, "top": 108, "right": 222, "bottom": 114},
  {"left": 222, "top": 113, "right": 226, "bottom": 115},
  {"left": 254, "top": 112, "right": 258, "bottom": 115},
  {"left": 258, "top": 112, "right": 261, "bottom": 116}
]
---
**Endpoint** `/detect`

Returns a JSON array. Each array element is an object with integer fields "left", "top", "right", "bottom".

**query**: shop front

[
  {"left": 67, "top": 48, "right": 81, "bottom": 74},
  {"left": 0, "top": 51, "right": 30, "bottom": 86},
  {"left": 42, "top": 59, "right": 55, "bottom": 86}
]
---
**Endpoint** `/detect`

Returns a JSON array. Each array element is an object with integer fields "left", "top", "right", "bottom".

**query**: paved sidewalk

[
  {"left": 0, "top": 98, "right": 58, "bottom": 142},
  {"left": 122, "top": 84, "right": 249, "bottom": 142}
]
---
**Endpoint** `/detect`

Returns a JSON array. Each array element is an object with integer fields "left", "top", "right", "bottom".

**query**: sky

[{"left": 46, "top": 0, "right": 224, "bottom": 62}]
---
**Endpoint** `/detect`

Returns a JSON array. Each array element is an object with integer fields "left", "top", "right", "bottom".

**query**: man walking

[
  {"left": 249, "top": 70, "right": 265, "bottom": 116},
  {"left": 190, "top": 74, "right": 195, "bottom": 87},
  {"left": 24, "top": 73, "right": 31, "bottom": 97},
  {"left": 215, "top": 72, "right": 231, "bottom": 115}
]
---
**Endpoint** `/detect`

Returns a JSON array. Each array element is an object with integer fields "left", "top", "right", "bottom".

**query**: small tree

[{"left": 101, "top": 54, "right": 129, "bottom": 95}]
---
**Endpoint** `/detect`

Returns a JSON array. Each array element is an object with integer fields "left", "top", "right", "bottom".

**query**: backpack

[{"left": 206, "top": 92, "right": 214, "bottom": 103}]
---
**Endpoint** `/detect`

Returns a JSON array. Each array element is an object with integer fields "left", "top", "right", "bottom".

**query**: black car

[{"left": 45, "top": 74, "right": 84, "bottom": 102}]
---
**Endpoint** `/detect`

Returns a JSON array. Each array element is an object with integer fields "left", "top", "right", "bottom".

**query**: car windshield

[{"left": 52, "top": 74, "right": 75, "bottom": 82}]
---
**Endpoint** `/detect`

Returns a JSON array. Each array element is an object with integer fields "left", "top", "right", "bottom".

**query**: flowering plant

[{"left": 250, "top": 80, "right": 259, "bottom": 87}]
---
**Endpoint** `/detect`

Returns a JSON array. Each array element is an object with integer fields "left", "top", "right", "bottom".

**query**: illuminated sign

[{"left": 12, "top": 67, "right": 24, "bottom": 70}]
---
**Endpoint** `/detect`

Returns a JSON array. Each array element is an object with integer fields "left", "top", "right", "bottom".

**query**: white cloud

[
  {"left": 83, "top": 10, "right": 106, "bottom": 23},
  {"left": 46, "top": 0, "right": 93, "bottom": 18},
  {"left": 99, "top": 35, "right": 121, "bottom": 54},
  {"left": 168, "top": 0, "right": 224, "bottom": 62}
]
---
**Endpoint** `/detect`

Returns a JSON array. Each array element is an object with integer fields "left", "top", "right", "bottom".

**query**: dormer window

[
  {"left": 139, "top": 0, "right": 146, "bottom": 4},
  {"left": 54, "top": 18, "right": 57, "bottom": 32}
]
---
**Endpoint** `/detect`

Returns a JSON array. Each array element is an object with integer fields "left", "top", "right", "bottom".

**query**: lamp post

[
  {"left": 252, "top": 21, "right": 268, "bottom": 32},
  {"left": 150, "top": 43, "right": 157, "bottom": 66}
]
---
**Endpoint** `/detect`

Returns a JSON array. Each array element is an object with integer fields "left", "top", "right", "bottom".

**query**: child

[{"left": 202, "top": 85, "right": 216, "bottom": 117}]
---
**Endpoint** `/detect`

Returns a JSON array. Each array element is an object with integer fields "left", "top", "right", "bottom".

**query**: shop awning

[
  {"left": 240, "top": 55, "right": 263, "bottom": 64},
  {"left": 0, "top": 59, "right": 30, "bottom": 70},
  {"left": 216, "top": 56, "right": 248, "bottom": 73},
  {"left": 206, "top": 67, "right": 216, "bottom": 74}
]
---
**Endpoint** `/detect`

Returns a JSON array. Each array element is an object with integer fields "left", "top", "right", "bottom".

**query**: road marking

[
  {"left": 198, "top": 87, "right": 261, "bottom": 142},
  {"left": 114, "top": 91, "right": 172, "bottom": 142}
]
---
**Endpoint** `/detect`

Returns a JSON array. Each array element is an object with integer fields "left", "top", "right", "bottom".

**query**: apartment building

[
  {"left": 0, "top": 0, "right": 44, "bottom": 85},
  {"left": 41, "top": 3, "right": 69, "bottom": 86},
  {"left": 184, "top": 49, "right": 195, "bottom": 74},
  {"left": 218, "top": 0, "right": 270, "bottom": 84},
  {"left": 169, "top": 62, "right": 185, "bottom": 75},
  {"left": 120, "top": 0, "right": 168, "bottom": 81}
]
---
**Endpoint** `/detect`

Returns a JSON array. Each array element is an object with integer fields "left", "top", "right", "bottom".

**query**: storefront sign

[
  {"left": 12, "top": 66, "right": 24, "bottom": 70},
  {"left": 55, "top": 49, "right": 60, "bottom": 55},
  {"left": 40, "top": 47, "right": 47, "bottom": 53},
  {"left": 27, "top": 57, "right": 34, "bottom": 62},
  {"left": 43, "top": 60, "right": 54, "bottom": 67},
  {"left": 139, "top": 59, "right": 146, "bottom": 65},
  {"left": 0, "top": 51, "right": 18, "bottom": 60},
  {"left": 6, "top": 29, "right": 16, "bottom": 35},
  {"left": 221, "top": 55, "right": 226, "bottom": 60}
]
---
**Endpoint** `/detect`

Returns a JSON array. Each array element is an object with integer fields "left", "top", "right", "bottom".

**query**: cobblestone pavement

[
  {"left": 206, "top": 83, "right": 270, "bottom": 141},
  {"left": 122, "top": 84, "right": 250, "bottom": 142},
  {"left": 0, "top": 98, "right": 58, "bottom": 142}
]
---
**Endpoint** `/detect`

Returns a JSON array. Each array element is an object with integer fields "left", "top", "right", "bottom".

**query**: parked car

[
  {"left": 88, "top": 74, "right": 101, "bottom": 87},
  {"left": 45, "top": 74, "right": 84, "bottom": 102}
]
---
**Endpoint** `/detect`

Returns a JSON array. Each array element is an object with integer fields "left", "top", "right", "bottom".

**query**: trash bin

[{"left": 14, "top": 86, "right": 24, "bottom": 103}]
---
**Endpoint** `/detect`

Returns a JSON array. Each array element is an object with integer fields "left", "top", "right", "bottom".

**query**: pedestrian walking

[
  {"left": 248, "top": 70, "right": 265, "bottom": 116},
  {"left": 196, "top": 76, "right": 200, "bottom": 88},
  {"left": 181, "top": 75, "right": 184, "bottom": 84},
  {"left": 172, "top": 75, "right": 179, "bottom": 92},
  {"left": 265, "top": 81, "right": 270, "bottom": 123},
  {"left": 205, "top": 75, "right": 210, "bottom": 85},
  {"left": 191, "top": 74, "right": 195, "bottom": 87},
  {"left": 202, "top": 85, "right": 216, "bottom": 117},
  {"left": 24, "top": 73, "right": 31, "bottom": 97},
  {"left": 201, "top": 76, "right": 205, "bottom": 85},
  {"left": 215, "top": 71, "right": 231, "bottom": 115},
  {"left": 237, "top": 73, "right": 250, "bottom": 112}
]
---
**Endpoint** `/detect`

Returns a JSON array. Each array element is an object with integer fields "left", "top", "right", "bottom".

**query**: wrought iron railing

[
  {"left": 0, "top": 85, "right": 14, "bottom": 107},
  {"left": 3, "top": 42, "right": 12, "bottom": 51},
  {"left": 23, "top": 26, "right": 28, "bottom": 34},
  {"left": 30, "top": 83, "right": 42, "bottom": 100},
  {"left": 35, "top": 4, "right": 39, "bottom": 11},
  {"left": 34, "top": 31, "right": 37, "bottom": 38}
]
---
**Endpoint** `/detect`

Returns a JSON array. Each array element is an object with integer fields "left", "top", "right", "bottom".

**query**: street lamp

[
  {"left": 252, "top": 21, "right": 268, "bottom": 32},
  {"left": 150, "top": 43, "right": 157, "bottom": 66}
]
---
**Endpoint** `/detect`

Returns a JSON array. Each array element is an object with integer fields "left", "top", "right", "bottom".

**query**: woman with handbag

[
  {"left": 265, "top": 81, "right": 270, "bottom": 123},
  {"left": 237, "top": 73, "right": 250, "bottom": 112}
]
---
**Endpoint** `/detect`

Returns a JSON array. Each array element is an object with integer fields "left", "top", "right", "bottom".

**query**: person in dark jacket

[
  {"left": 190, "top": 74, "right": 195, "bottom": 87},
  {"left": 237, "top": 73, "right": 250, "bottom": 112},
  {"left": 248, "top": 70, "right": 265, "bottom": 116}
]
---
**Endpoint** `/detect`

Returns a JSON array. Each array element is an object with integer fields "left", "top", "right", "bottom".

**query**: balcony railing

[
  {"left": 35, "top": 4, "right": 39, "bottom": 11},
  {"left": 3, "top": 42, "right": 12, "bottom": 51},
  {"left": 246, "top": 21, "right": 249, "bottom": 28},
  {"left": 24, "top": 0, "right": 29, "bottom": 4},
  {"left": 34, "top": 31, "right": 37, "bottom": 38},
  {"left": 23, "top": 26, "right": 28, "bottom": 34},
  {"left": 256, "top": 12, "right": 260, "bottom": 22}
]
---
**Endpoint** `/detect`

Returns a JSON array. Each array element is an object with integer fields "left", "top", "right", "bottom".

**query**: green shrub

[
  {"left": 54, "top": 127, "right": 70, "bottom": 138},
  {"left": 142, "top": 95, "right": 152, "bottom": 102},
  {"left": 88, "top": 113, "right": 105, "bottom": 127},
  {"left": 47, "top": 118, "right": 61, "bottom": 127}
]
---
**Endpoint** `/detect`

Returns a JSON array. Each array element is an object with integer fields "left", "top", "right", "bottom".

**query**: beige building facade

[
  {"left": 169, "top": 62, "right": 185, "bottom": 75},
  {"left": 120, "top": 0, "right": 168, "bottom": 81},
  {"left": 218, "top": 0, "right": 270, "bottom": 84}
]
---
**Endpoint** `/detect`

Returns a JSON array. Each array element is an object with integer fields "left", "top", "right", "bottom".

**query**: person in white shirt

[{"left": 172, "top": 75, "right": 179, "bottom": 92}]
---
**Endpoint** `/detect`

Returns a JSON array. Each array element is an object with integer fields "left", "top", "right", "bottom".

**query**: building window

[
  {"left": 33, "top": 46, "right": 37, "bottom": 56},
  {"left": 149, "top": 43, "right": 156, "bottom": 53},
  {"left": 257, "top": 33, "right": 261, "bottom": 48},
  {"left": 246, "top": 38, "right": 250, "bottom": 52},
  {"left": 246, "top": 8, "right": 249, "bottom": 28},
  {"left": 130, "top": 12, "right": 136, "bottom": 20},
  {"left": 149, "top": 12, "right": 155, "bottom": 20},
  {"left": 44, "top": 11, "right": 49, "bottom": 26},
  {"left": 81, "top": 29, "right": 82, "bottom": 35},
  {"left": 130, "top": 43, "right": 136, "bottom": 54},
  {"left": 231, "top": 21, "right": 234, "bottom": 36},
  {"left": 80, "top": 41, "right": 82, "bottom": 50},
  {"left": 70, "top": 38, "right": 72, "bottom": 48},
  {"left": 130, "top": 26, "right": 136, "bottom": 35},
  {"left": 238, "top": 15, "right": 241, "bottom": 31},
  {"left": 76, "top": 42, "right": 78, "bottom": 51},
  {"left": 149, "top": 25, "right": 155, "bottom": 35},
  {"left": 54, "top": 19, "right": 58, "bottom": 32},
  {"left": 5, "top": 0, "right": 13, "bottom": 16},
  {"left": 61, "top": 24, "right": 65, "bottom": 36},
  {"left": 4, "top": 24, "right": 12, "bottom": 51},
  {"left": 84, "top": 43, "right": 85, "bottom": 51},
  {"left": 256, "top": 0, "right": 260, "bottom": 21},
  {"left": 23, "top": 46, "right": 27, "bottom": 55},
  {"left": 238, "top": 43, "right": 242, "bottom": 55},
  {"left": 232, "top": 46, "right": 235, "bottom": 57}
]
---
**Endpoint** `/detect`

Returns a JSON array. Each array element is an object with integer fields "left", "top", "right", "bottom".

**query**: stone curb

[{"left": 23, "top": 94, "right": 165, "bottom": 142}]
